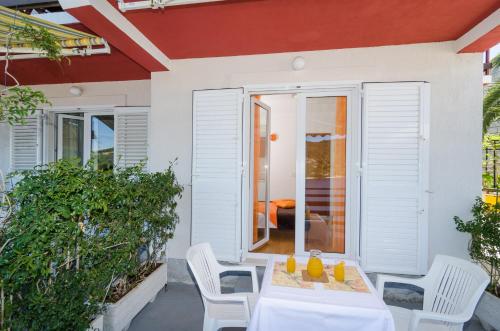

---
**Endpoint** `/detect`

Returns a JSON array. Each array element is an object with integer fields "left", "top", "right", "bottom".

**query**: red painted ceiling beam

[{"left": 64, "top": 2, "right": 170, "bottom": 72}]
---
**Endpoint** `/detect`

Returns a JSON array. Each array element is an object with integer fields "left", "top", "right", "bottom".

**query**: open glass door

[
  {"left": 250, "top": 97, "right": 271, "bottom": 250},
  {"left": 296, "top": 93, "right": 349, "bottom": 256},
  {"left": 57, "top": 114, "right": 84, "bottom": 165}
]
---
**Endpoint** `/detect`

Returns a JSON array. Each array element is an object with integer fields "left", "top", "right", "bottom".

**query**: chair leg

[{"left": 203, "top": 312, "right": 218, "bottom": 331}]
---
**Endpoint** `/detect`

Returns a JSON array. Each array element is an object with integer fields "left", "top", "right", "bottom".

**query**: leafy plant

[
  {"left": 454, "top": 198, "right": 500, "bottom": 297},
  {"left": 482, "top": 134, "right": 500, "bottom": 189},
  {"left": 12, "top": 24, "right": 63, "bottom": 62},
  {"left": 1, "top": 23, "right": 65, "bottom": 125},
  {"left": 0, "top": 87, "right": 51, "bottom": 125},
  {"left": 483, "top": 54, "right": 500, "bottom": 133},
  {"left": 0, "top": 160, "right": 183, "bottom": 330}
]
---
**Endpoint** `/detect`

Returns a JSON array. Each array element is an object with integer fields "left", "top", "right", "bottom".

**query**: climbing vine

[{"left": 1, "top": 21, "right": 65, "bottom": 125}]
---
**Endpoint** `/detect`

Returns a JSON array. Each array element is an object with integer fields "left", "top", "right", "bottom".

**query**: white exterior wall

[
  {"left": 0, "top": 80, "right": 150, "bottom": 177},
  {"left": 149, "top": 41, "right": 483, "bottom": 266},
  {"left": 0, "top": 42, "right": 483, "bottom": 268}
]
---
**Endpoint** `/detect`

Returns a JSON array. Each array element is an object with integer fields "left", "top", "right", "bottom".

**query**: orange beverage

[
  {"left": 286, "top": 255, "right": 296, "bottom": 273},
  {"left": 307, "top": 250, "right": 324, "bottom": 278},
  {"left": 334, "top": 261, "right": 345, "bottom": 282}
]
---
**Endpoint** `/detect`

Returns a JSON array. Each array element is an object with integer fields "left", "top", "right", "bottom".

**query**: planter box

[
  {"left": 88, "top": 315, "right": 104, "bottom": 331},
  {"left": 103, "top": 263, "right": 167, "bottom": 331},
  {"left": 476, "top": 290, "right": 500, "bottom": 331}
]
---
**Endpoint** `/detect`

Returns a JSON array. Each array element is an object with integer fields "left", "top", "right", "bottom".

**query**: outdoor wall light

[
  {"left": 292, "top": 56, "right": 305, "bottom": 71},
  {"left": 69, "top": 86, "right": 83, "bottom": 96}
]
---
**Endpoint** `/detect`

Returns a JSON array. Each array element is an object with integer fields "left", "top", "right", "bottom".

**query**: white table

[{"left": 247, "top": 255, "right": 395, "bottom": 331}]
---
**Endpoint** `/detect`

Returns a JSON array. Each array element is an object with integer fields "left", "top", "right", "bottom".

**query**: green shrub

[
  {"left": 0, "top": 160, "right": 182, "bottom": 330},
  {"left": 454, "top": 198, "right": 500, "bottom": 297}
]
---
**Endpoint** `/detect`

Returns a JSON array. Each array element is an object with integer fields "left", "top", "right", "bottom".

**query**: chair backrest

[
  {"left": 186, "top": 243, "right": 222, "bottom": 304},
  {"left": 423, "top": 255, "right": 489, "bottom": 318}
]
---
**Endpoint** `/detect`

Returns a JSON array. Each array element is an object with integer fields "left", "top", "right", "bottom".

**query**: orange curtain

[
  {"left": 332, "top": 96, "right": 346, "bottom": 253},
  {"left": 334, "top": 97, "right": 346, "bottom": 177}
]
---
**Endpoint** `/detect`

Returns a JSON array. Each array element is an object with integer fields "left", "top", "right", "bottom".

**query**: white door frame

[
  {"left": 249, "top": 98, "right": 272, "bottom": 251},
  {"left": 241, "top": 82, "right": 361, "bottom": 261}
]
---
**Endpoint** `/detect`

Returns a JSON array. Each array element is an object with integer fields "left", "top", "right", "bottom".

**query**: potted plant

[
  {"left": 99, "top": 164, "right": 182, "bottom": 331},
  {"left": 0, "top": 160, "right": 182, "bottom": 330},
  {"left": 454, "top": 198, "right": 499, "bottom": 331}
]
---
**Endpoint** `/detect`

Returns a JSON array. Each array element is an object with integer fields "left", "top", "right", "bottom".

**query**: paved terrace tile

[{"left": 128, "top": 268, "right": 485, "bottom": 331}]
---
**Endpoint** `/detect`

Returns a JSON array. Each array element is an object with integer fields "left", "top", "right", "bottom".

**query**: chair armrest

[
  {"left": 376, "top": 274, "right": 426, "bottom": 298},
  {"left": 219, "top": 265, "right": 259, "bottom": 293},
  {"left": 204, "top": 293, "right": 252, "bottom": 321},
  {"left": 408, "top": 310, "right": 470, "bottom": 331}
]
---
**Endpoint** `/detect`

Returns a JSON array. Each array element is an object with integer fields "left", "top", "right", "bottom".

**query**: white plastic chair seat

[{"left": 390, "top": 306, "right": 459, "bottom": 331}]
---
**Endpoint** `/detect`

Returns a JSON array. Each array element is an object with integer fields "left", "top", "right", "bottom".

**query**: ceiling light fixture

[
  {"left": 69, "top": 86, "right": 83, "bottom": 96},
  {"left": 292, "top": 56, "right": 305, "bottom": 71}
]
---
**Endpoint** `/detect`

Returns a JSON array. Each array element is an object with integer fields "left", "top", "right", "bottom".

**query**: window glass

[
  {"left": 304, "top": 96, "right": 346, "bottom": 254},
  {"left": 91, "top": 115, "right": 115, "bottom": 170},
  {"left": 60, "top": 116, "right": 84, "bottom": 165}
]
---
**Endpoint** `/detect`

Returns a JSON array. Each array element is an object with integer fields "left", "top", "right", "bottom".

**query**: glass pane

[
  {"left": 91, "top": 115, "right": 114, "bottom": 171},
  {"left": 252, "top": 103, "right": 269, "bottom": 245},
  {"left": 61, "top": 117, "right": 84, "bottom": 165},
  {"left": 304, "top": 96, "right": 346, "bottom": 253}
]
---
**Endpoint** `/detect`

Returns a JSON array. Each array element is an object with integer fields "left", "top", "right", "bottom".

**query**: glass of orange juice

[
  {"left": 334, "top": 261, "right": 345, "bottom": 282},
  {"left": 286, "top": 254, "right": 296, "bottom": 273}
]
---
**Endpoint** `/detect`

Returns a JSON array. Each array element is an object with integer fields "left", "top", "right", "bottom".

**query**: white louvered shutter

[
  {"left": 191, "top": 88, "right": 243, "bottom": 262},
  {"left": 114, "top": 107, "right": 149, "bottom": 169},
  {"left": 361, "top": 82, "right": 429, "bottom": 275},
  {"left": 10, "top": 114, "right": 42, "bottom": 171}
]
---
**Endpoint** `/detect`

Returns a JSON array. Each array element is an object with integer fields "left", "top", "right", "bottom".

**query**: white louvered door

[
  {"left": 361, "top": 82, "right": 429, "bottom": 275},
  {"left": 10, "top": 114, "right": 43, "bottom": 171},
  {"left": 114, "top": 107, "right": 149, "bottom": 169},
  {"left": 191, "top": 88, "right": 243, "bottom": 262}
]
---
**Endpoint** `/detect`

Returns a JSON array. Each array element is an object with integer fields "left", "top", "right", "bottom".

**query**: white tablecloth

[{"left": 247, "top": 256, "right": 395, "bottom": 331}]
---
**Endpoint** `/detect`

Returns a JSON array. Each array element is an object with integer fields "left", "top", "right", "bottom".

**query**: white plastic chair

[
  {"left": 377, "top": 255, "right": 489, "bottom": 331},
  {"left": 186, "top": 243, "right": 259, "bottom": 331}
]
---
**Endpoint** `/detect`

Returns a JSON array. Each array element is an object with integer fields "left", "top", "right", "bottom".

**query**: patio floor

[{"left": 128, "top": 268, "right": 486, "bottom": 331}]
